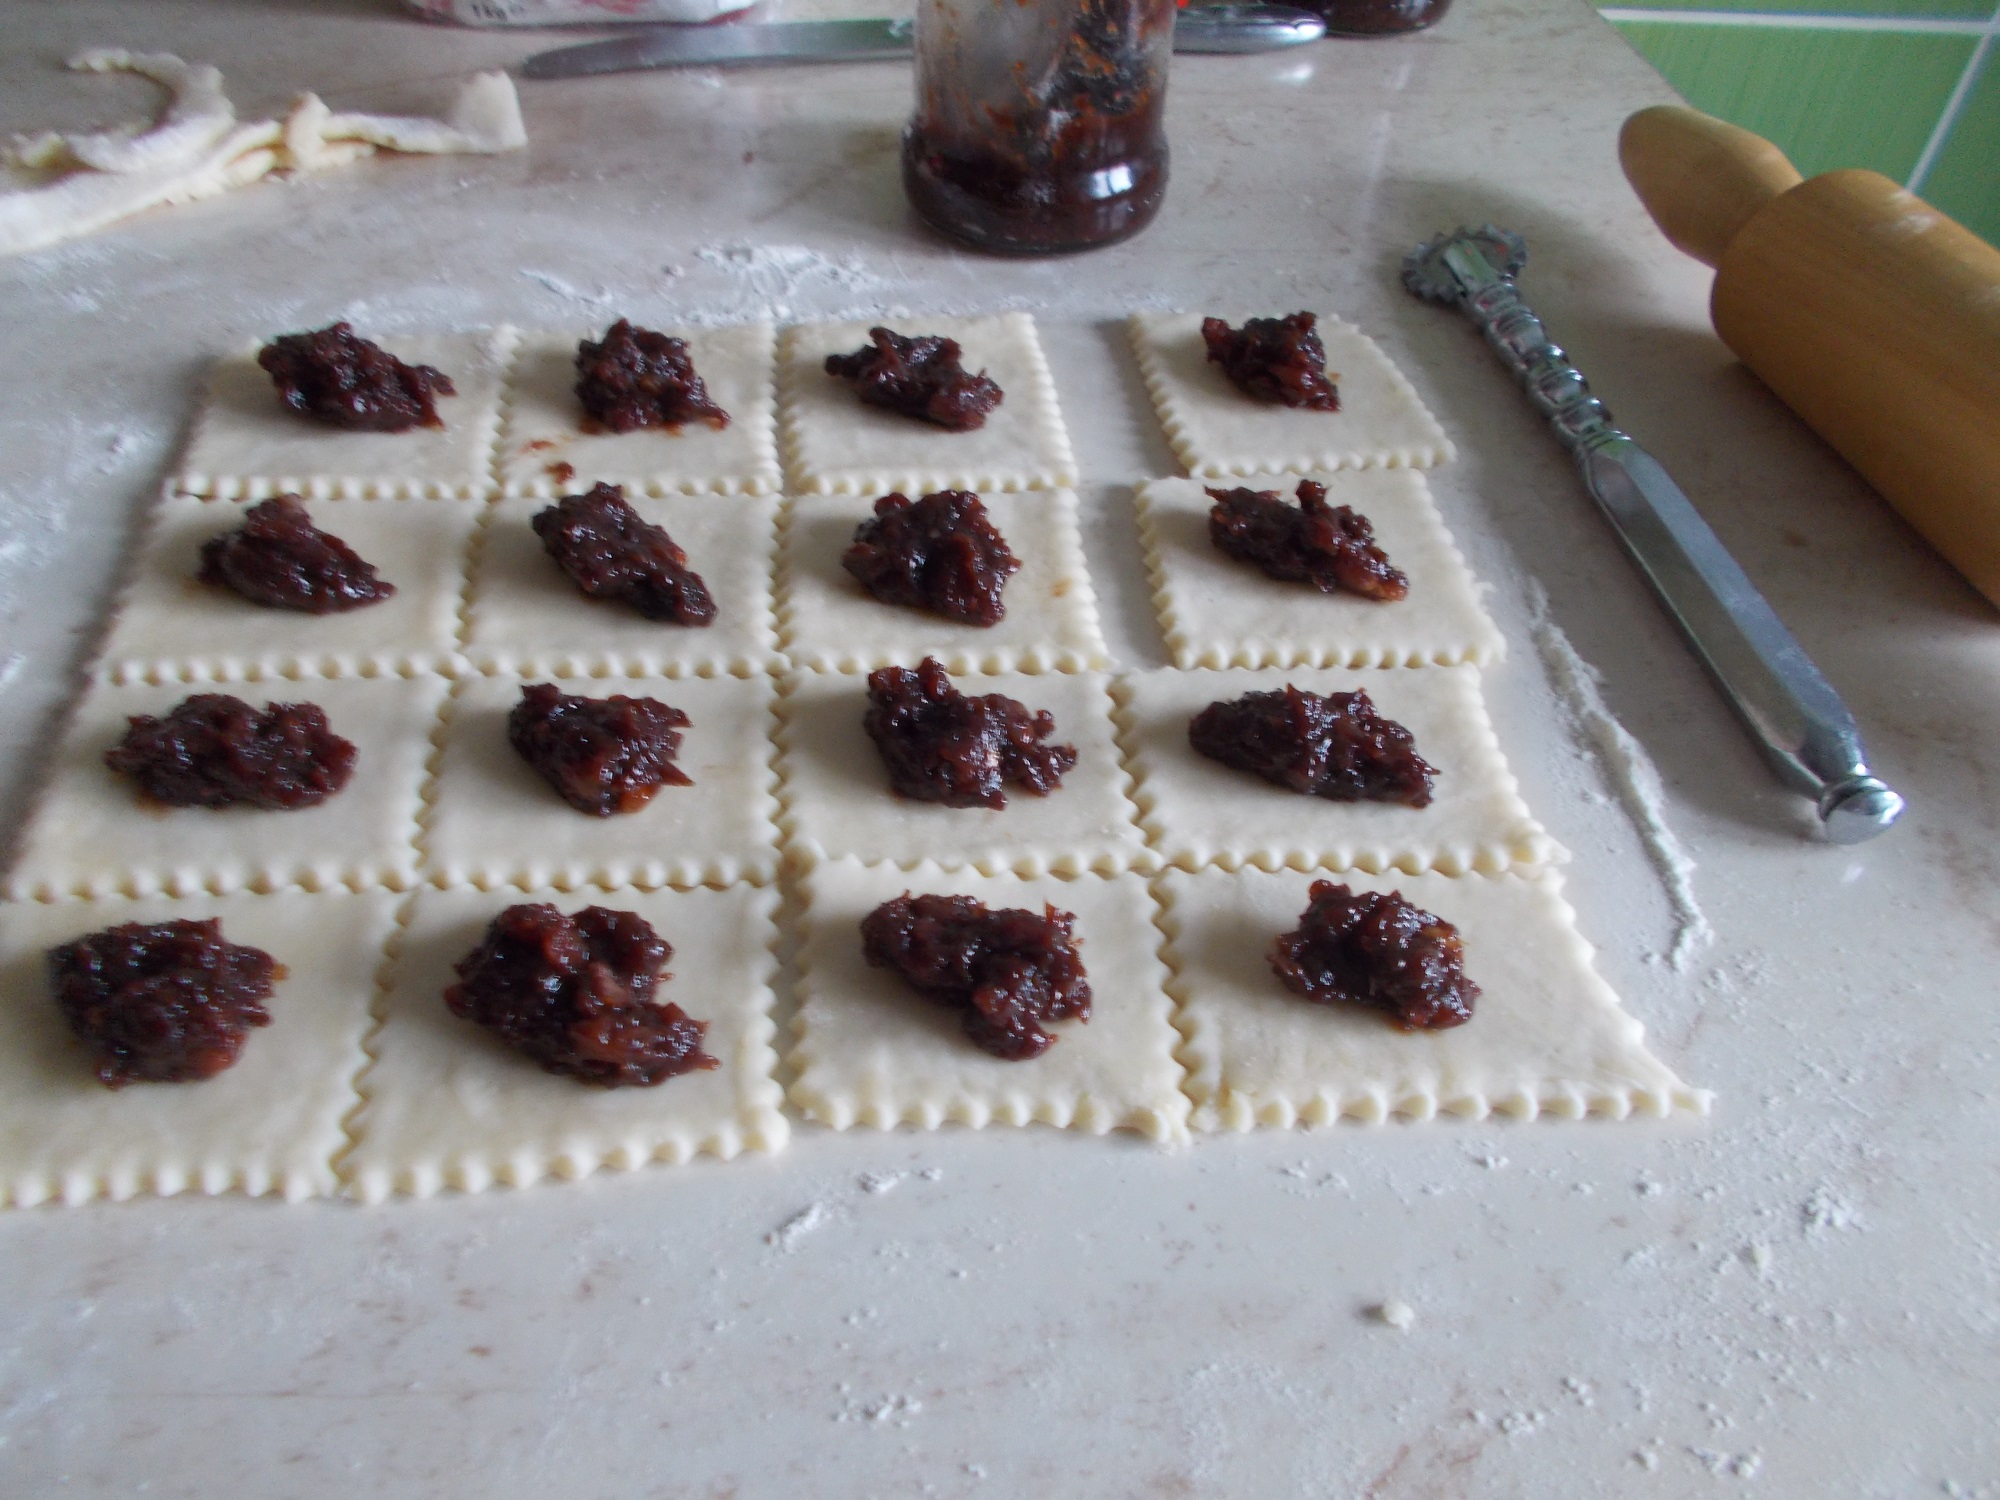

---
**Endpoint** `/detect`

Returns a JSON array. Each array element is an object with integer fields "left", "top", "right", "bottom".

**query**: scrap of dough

[
  {"left": 1, "top": 55, "right": 526, "bottom": 259},
  {"left": 10, "top": 50, "right": 234, "bottom": 175}
]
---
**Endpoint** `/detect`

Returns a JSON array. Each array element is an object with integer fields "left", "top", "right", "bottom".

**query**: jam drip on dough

[
  {"left": 533, "top": 483, "right": 718, "bottom": 625},
  {"left": 446, "top": 903, "right": 718, "bottom": 1088},
  {"left": 198, "top": 494, "right": 396, "bottom": 613},
  {"left": 257, "top": 322, "right": 456, "bottom": 431},
  {"left": 48, "top": 918, "right": 280, "bottom": 1088},
  {"left": 574, "top": 320, "right": 731, "bottom": 433},
  {"left": 861, "top": 892, "right": 1091, "bottom": 1060},
  {"left": 104, "top": 692, "right": 358, "bottom": 809},
  {"left": 1201, "top": 313, "right": 1341, "bottom": 410},
  {"left": 824, "top": 327, "right": 1004, "bottom": 431},
  {"left": 842, "top": 490, "right": 1020, "bottom": 626},
  {"left": 1189, "top": 685, "right": 1434, "bottom": 806},
  {"left": 864, "top": 657, "right": 1077, "bottom": 809},
  {"left": 1270, "top": 881, "right": 1478, "bottom": 1029},
  {"left": 508, "top": 682, "right": 693, "bottom": 817},
  {"left": 1207, "top": 480, "right": 1408, "bottom": 601}
]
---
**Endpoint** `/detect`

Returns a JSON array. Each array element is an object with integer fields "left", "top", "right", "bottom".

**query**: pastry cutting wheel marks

[{"left": 1404, "top": 225, "right": 1904, "bottom": 844}]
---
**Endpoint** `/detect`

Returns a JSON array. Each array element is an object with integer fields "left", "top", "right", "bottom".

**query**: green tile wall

[
  {"left": 1921, "top": 44, "right": 2000, "bottom": 242},
  {"left": 1612, "top": 21, "right": 1975, "bottom": 180}
]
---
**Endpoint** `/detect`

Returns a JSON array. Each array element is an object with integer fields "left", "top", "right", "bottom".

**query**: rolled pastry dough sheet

[
  {"left": 779, "top": 313, "right": 1078, "bottom": 495},
  {"left": 421, "top": 670, "right": 781, "bottom": 892},
  {"left": 461, "top": 492, "right": 780, "bottom": 677},
  {"left": 1135, "top": 472, "right": 1503, "bottom": 669},
  {"left": 341, "top": 882, "right": 787, "bottom": 1201},
  {"left": 775, "top": 668, "right": 1152, "bottom": 876},
  {"left": 0, "top": 887, "right": 400, "bottom": 1206},
  {"left": 1157, "top": 866, "right": 1708, "bottom": 1130},
  {"left": 94, "top": 492, "right": 484, "bottom": 685},
  {"left": 496, "top": 324, "right": 780, "bottom": 497},
  {"left": 789, "top": 859, "right": 1189, "bottom": 1143},
  {"left": 1114, "top": 663, "right": 1558, "bottom": 876},
  {"left": 778, "top": 490, "right": 1108, "bottom": 674},
  {"left": 173, "top": 329, "right": 514, "bottom": 499},
  {"left": 1130, "top": 311, "right": 1454, "bottom": 478},
  {"left": 2, "top": 673, "right": 449, "bottom": 900}
]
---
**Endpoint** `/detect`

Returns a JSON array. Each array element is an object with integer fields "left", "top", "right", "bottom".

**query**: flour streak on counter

[{"left": 1526, "top": 579, "right": 1713, "bottom": 969}]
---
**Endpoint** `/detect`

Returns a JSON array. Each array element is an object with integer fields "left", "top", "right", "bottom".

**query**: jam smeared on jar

[
  {"left": 864, "top": 656, "right": 1077, "bottom": 809},
  {"left": 105, "top": 693, "right": 357, "bottom": 809},
  {"left": 1207, "top": 480, "right": 1408, "bottom": 601},
  {"left": 574, "top": 320, "right": 731, "bottom": 433},
  {"left": 1189, "top": 686, "right": 1434, "bottom": 806},
  {"left": 508, "top": 682, "right": 692, "bottom": 817},
  {"left": 1270, "top": 881, "right": 1477, "bottom": 1029},
  {"left": 198, "top": 494, "right": 396, "bottom": 613},
  {"left": 533, "top": 483, "right": 717, "bottom": 625},
  {"left": 843, "top": 490, "right": 1020, "bottom": 625},
  {"left": 861, "top": 892, "right": 1091, "bottom": 1060},
  {"left": 257, "top": 322, "right": 455, "bottom": 431},
  {"left": 902, "top": 0, "right": 1175, "bottom": 253},
  {"left": 1201, "top": 313, "right": 1341, "bottom": 410},
  {"left": 445, "top": 903, "right": 718, "bottom": 1087},
  {"left": 823, "top": 328, "right": 1004, "bottom": 431},
  {"left": 48, "top": 918, "right": 279, "bottom": 1088}
]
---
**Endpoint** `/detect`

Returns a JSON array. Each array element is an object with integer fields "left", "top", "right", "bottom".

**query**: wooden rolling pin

[{"left": 1620, "top": 105, "right": 2000, "bottom": 611}]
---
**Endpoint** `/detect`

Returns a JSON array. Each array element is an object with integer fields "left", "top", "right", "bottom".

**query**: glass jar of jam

[
  {"left": 1301, "top": 0, "right": 1452, "bottom": 35},
  {"left": 902, "top": 0, "right": 1175, "bottom": 255}
]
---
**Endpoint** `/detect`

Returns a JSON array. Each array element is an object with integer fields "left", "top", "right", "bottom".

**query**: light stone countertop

[{"left": 2, "top": 1, "right": 1997, "bottom": 1493}]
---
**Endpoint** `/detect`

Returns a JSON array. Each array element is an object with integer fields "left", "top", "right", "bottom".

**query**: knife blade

[{"left": 521, "top": 6, "right": 1326, "bottom": 80}]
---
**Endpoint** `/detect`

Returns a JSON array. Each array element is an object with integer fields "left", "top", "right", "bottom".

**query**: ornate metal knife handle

[{"left": 1405, "top": 226, "right": 1904, "bottom": 843}]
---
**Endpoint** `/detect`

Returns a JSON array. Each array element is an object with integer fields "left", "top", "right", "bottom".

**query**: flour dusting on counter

[{"left": 1526, "top": 579, "right": 1712, "bottom": 968}]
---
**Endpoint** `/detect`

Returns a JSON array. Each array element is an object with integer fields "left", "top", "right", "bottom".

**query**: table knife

[
  {"left": 1405, "top": 225, "right": 1904, "bottom": 843},
  {"left": 521, "top": 6, "right": 1327, "bottom": 79}
]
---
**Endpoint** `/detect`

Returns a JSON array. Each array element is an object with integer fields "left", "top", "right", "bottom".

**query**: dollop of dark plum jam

[
  {"left": 104, "top": 693, "right": 357, "bottom": 809},
  {"left": 198, "top": 494, "right": 396, "bottom": 613},
  {"left": 1201, "top": 312, "right": 1340, "bottom": 410},
  {"left": 864, "top": 656, "right": 1076, "bottom": 809},
  {"left": 508, "top": 682, "right": 692, "bottom": 816},
  {"left": 445, "top": 903, "right": 718, "bottom": 1087},
  {"left": 48, "top": 918, "right": 279, "bottom": 1088},
  {"left": 823, "top": 328, "right": 1003, "bottom": 431},
  {"left": 861, "top": 892, "right": 1091, "bottom": 1060},
  {"left": 574, "top": 320, "right": 731, "bottom": 433},
  {"left": 842, "top": 490, "right": 1019, "bottom": 625},
  {"left": 257, "top": 322, "right": 455, "bottom": 431},
  {"left": 1270, "top": 881, "right": 1478, "bottom": 1029},
  {"left": 533, "top": 483, "right": 717, "bottom": 625},
  {"left": 1188, "top": 685, "right": 1434, "bottom": 806},
  {"left": 1207, "top": 480, "right": 1408, "bottom": 601}
]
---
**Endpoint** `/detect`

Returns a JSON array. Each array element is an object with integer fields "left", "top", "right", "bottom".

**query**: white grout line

[
  {"left": 1907, "top": 27, "right": 1997, "bottom": 189},
  {"left": 1600, "top": 7, "right": 1992, "bottom": 32}
]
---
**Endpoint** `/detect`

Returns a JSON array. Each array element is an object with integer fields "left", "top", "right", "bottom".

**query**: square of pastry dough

[
  {"left": 340, "top": 882, "right": 787, "bottom": 1201},
  {"left": 421, "top": 670, "right": 780, "bottom": 892},
  {"left": 779, "top": 314, "right": 1078, "bottom": 494},
  {"left": 1135, "top": 472, "right": 1503, "bottom": 668},
  {"left": 1157, "top": 866, "right": 1707, "bottom": 1130},
  {"left": 461, "top": 491, "right": 780, "bottom": 677},
  {"left": 496, "top": 324, "right": 780, "bottom": 497},
  {"left": 174, "top": 329, "right": 515, "bottom": 499},
  {"left": 776, "top": 668, "right": 1150, "bottom": 877},
  {"left": 0, "top": 887, "right": 400, "bottom": 1206},
  {"left": 1115, "top": 664, "right": 1556, "bottom": 876},
  {"left": 2, "top": 674, "right": 449, "bottom": 900},
  {"left": 1129, "top": 311, "right": 1454, "bottom": 478},
  {"left": 778, "top": 490, "right": 1107, "bottom": 674},
  {"left": 94, "top": 493, "right": 483, "bottom": 685},
  {"left": 789, "top": 859, "right": 1188, "bottom": 1142}
]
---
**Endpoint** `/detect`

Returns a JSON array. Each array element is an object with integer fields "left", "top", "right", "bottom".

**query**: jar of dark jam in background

[
  {"left": 903, "top": 0, "right": 1175, "bottom": 255},
  {"left": 1299, "top": 0, "right": 1452, "bottom": 35}
]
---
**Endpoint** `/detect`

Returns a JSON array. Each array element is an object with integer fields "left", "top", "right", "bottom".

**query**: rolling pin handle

[{"left": 1619, "top": 106, "right": 1804, "bottom": 267}]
